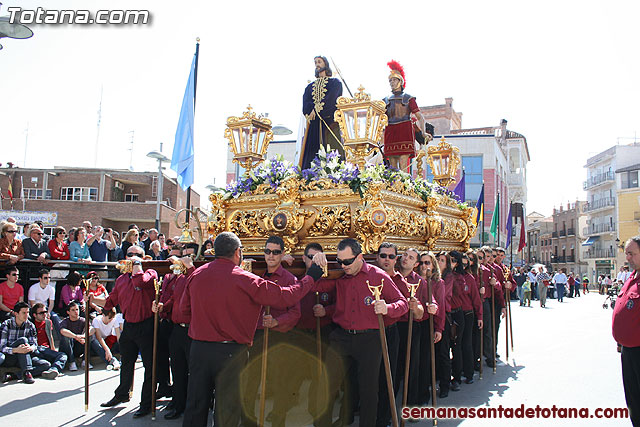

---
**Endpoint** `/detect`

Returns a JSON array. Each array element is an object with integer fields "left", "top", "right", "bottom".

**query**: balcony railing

[
  {"left": 559, "top": 229, "right": 566, "bottom": 237},
  {"left": 585, "top": 223, "right": 616, "bottom": 235},
  {"left": 566, "top": 255, "right": 575, "bottom": 263},
  {"left": 584, "top": 248, "right": 616, "bottom": 259},
  {"left": 552, "top": 231, "right": 558, "bottom": 238},
  {"left": 584, "top": 197, "right": 615, "bottom": 212},
  {"left": 583, "top": 171, "right": 615, "bottom": 190},
  {"left": 567, "top": 228, "right": 575, "bottom": 236}
]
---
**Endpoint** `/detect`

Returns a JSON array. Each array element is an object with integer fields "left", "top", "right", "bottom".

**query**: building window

[
  {"left": 461, "top": 155, "right": 483, "bottom": 202},
  {"left": 124, "top": 194, "right": 139, "bottom": 202},
  {"left": 21, "top": 188, "right": 52, "bottom": 200},
  {"left": 60, "top": 187, "right": 98, "bottom": 201},
  {"left": 621, "top": 170, "right": 639, "bottom": 189}
]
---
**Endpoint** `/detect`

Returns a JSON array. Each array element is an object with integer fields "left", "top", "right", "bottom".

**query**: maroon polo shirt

[
  {"left": 450, "top": 271, "right": 467, "bottom": 311},
  {"left": 296, "top": 278, "right": 336, "bottom": 330},
  {"left": 404, "top": 270, "right": 438, "bottom": 323},
  {"left": 159, "top": 274, "right": 178, "bottom": 320},
  {"left": 422, "top": 277, "right": 445, "bottom": 333},
  {"left": 462, "top": 273, "right": 483, "bottom": 320},
  {"left": 179, "top": 258, "right": 315, "bottom": 345},
  {"left": 104, "top": 269, "right": 158, "bottom": 323},
  {"left": 160, "top": 268, "right": 195, "bottom": 325},
  {"left": 489, "top": 263, "right": 506, "bottom": 309},
  {"left": 257, "top": 265, "right": 301, "bottom": 333},
  {"left": 442, "top": 273, "right": 454, "bottom": 313},
  {"left": 478, "top": 265, "right": 493, "bottom": 301},
  {"left": 612, "top": 271, "right": 640, "bottom": 347},
  {"left": 315, "top": 261, "right": 408, "bottom": 331}
]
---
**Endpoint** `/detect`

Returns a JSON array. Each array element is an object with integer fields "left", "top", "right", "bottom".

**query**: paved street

[{"left": 0, "top": 291, "right": 629, "bottom": 426}]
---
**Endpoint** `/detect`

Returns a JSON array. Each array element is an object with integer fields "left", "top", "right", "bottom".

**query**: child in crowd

[
  {"left": 91, "top": 307, "right": 120, "bottom": 370},
  {"left": 522, "top": 279, "right": 532, "bottom": 307}
]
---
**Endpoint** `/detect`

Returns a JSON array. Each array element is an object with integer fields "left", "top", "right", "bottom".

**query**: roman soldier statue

[{"left": 383, "top": 60, "right": 427, "bottom": 171}]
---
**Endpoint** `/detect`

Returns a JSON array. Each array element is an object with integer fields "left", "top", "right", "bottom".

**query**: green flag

[{"left": 489, "top": 192, "right": 500, "bottom": 238}]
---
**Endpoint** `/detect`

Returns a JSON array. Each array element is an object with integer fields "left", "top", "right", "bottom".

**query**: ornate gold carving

[
  {"left": 308, "top": 205, "right": 352, "bottom": 236},
  {"left": 312, "top": 77, "right": 329, "bottom": 113}
]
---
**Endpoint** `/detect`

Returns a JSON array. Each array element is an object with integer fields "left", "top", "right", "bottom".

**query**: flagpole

[
  {"left": 185, "top": 38, "right": 200, "bottom": 223},
  {"left": 481, "top": 183, "right": 485, "bottom": 246},
  {"left": 497, "top": 191, "right": 500, "bottom": 247}
]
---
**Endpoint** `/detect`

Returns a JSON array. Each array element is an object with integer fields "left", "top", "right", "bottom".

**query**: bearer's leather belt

[{"left": 344, "top": 328, "right": 378, "bottom": 334}]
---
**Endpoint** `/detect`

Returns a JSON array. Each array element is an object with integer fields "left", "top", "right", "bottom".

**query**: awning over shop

[{"left": 582, "top": 236, "right": 599, "bottom": 246}]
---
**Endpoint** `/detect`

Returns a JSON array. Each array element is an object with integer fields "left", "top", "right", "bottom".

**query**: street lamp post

[{"left": 146, "top": 150, "right": 171, "bottom": 231}]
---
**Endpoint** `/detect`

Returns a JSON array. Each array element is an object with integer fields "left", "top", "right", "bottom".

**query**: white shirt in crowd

[
  {"left": 28, "top": 283, "right": 56, "bottom": 305},
  {"left": 92, "top": 314, "right": 119, "bottom": 337}
]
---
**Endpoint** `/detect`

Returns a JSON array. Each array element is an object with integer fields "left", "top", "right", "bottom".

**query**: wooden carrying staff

[
  {"left": 505, "top": 288, "right": 510, "bottom": 361},
  {"left": 400, "top": 282, "right": 420, "bottom": 427},
  {"left": 478, "top": 270, "right": 484, "bottom": 381},
  {"left": 367, "top": 279, "right": 398, "bottom": 427},
  {"left": 151, "top": 278, "right": 162, "bottom": 420},
  {"left": 258, "top": 306, "right": 271, "bottom": 427},
  {"left": 491, "top": 272, "right": 497, "bottom": 374},
  {"left": 315, "top": 292, "right": 322, "bottom": 378},
  {"left": 83, "top": 279, "right": 90, "bottom": 412},
  {"left": 427, "top": 279, "right": 438, "bottom": 426}
]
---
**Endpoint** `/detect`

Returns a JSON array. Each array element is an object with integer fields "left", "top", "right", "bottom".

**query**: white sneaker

[
  {"left": 42, "top": 369, "right": 59, "bottom": 380},
  {"left": 69, "top": 361, "right": 78, "bottom": 372},
  {"left": 110, "top": 359, "right": 121, "bottom": 371},
  {"left": 81, "top": 360, "right": 93, "bottom": 369}
]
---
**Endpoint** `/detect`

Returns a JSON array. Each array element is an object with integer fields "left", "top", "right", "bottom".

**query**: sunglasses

[
  {"left": 264, "top": 249, "right": 283, "bottom": 255},
  {"left": 127, "top": 252, "right": 142, "bottom": 257},
  {"left": 42, "top": 276, "right": 51, "bottom": 280},
  {"left": 6, "top": 230, "right": 16, "bottom": 233},
  {"left": 417, "top": 261, "right": 430, "bottom": 266},
  {"left": 336, "top": 256, "right": 357, "bottom": 266},
  {"left": 9, "top": 273, "right": 18, "bottom": 277},
  {"left": 90, "top": 277, "right": 99, "bottom": 280},
  {"left": 35, "top": 232, "right": 44, "bottom": 235},
  {"left": 378, "top": 253, "right": 396, "bottom": 259},
  {"left": 36, "top": 311, "right": 46, "bottom": 315}
]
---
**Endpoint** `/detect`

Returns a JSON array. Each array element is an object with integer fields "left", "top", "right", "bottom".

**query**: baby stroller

[{"left": 602, "top": 284, "right": 620, "bottom": 309}]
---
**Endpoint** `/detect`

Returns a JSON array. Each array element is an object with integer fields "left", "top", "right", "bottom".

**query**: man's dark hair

[
  {"left": 214, "top": 232, "right": 242, "bottom": 258},
  {"left": 304, "top": 242, "right": 323, "bottom": 258},
  {"left": 337, "top": 238, "right": 362, "bottom": 256},
  {"left": 627, "top": 236, "right": 640, "bottom": 250},
  {"left": 103, "top": 307, "right": 116, "bottom": 318},
  {"left": 314, "top": 55, "right": 333, "bottom": 77},
  {"left": 66, "top": 301, "right": 79, "bottom": 312},
  {"left": 31, "top": 302, "right": 45, "bottom": 316},
  {"left": 38, "top": 268, "right": 50, "bottom": 278},
  {"left": 5, "top": 265, "right": 18, "bottom": 277},
  {"left": 67, "top": 271, "right": 82, "bottom": 287},
  {"left": 14, "top": 301, "right": 29, "bottom": 313},
  {"left": 377, "top": 242, "right": 397, "bottom": 255},
  {"left": 184, "top": 243, "right": 199, "bottom": 252},
  {"left": 128, "top": 224, "right": 138, "bottom": 230},
  {"left": 265, "top": 235, "right": 285, "bottom": 251}
]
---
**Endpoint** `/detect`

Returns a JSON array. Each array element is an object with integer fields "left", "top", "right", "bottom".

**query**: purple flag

[{"left": 453, "top": 170, "right": 465, "bottom": 201}]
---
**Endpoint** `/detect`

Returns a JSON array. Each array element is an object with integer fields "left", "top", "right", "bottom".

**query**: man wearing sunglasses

[
  {"left": 315, "top": 238, "right": 408, "bottom": 427},
  {"left": 100, "top": 245, "right": 159, "bottom": 419},
  {"left": 22, "top": 225, "right": 51, "bottom": 264},
  {"left": 180, "top": 232, "right": 325, "bottom": 427},
  {"left": 244, "top": 236, "right": 302, "bottom": 426},
  {"left": 478, "top": 247, "right": 502, "bottom": 367},
  {"left": 0, "top": 267, "right": 24, "bottom": 322}
]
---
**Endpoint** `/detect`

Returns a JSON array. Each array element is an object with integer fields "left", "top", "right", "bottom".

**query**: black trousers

[
  {"left": 435, "top": 314, "right": 451, "bottom": 392},
  {"left": 183, "top": 340, "right": 248, "bottom": 427},
  {"left": 376, "top": 323, "right": 399, "bottom": 427},
  {"left": 461, "top": 311, "right": 475, "bottom": 380},
  {"left": 417, "top": 320, "right": 435, "bottom": 405},
  {"left": 157, "top": 319, "right": 172, "bottom": 393},
  {"left": 169, "top": 324, "right": 191, "bottom": 413},
  {"left": 472, "top": 305, "right": 483, "bottom": 366},
  {"left": 113, "top": 317, "right": 154, "bottom": 409},
  {"left": 451, "top": 309, "right": 467, "bottom": 382},
  {"left": 622, "top": 346, "right": 640, "bottom": 426},
  {"left": 482, "top": 300, "right": 494, "bottom": 363},
  {"left": 319, "top": 328, "right": 382, "bottom": 427},
  {"left": 396, "top": 320, "right": 422, "bottom": 406}
]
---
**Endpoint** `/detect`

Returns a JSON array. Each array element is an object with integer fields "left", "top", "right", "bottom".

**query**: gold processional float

[{"left": 175, "top": 86, "right": 477, "bottom": 258}]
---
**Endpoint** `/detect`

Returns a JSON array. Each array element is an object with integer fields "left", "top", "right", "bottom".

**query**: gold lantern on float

[
  {"left": 426, "top": 136, "right": 461, "bottom": 187},
  {"left": 334, "top": 86, "right": 388, "bottom": 170},
  {"left": 224, "top": 105, "right": 274, "bottom": 175}
]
